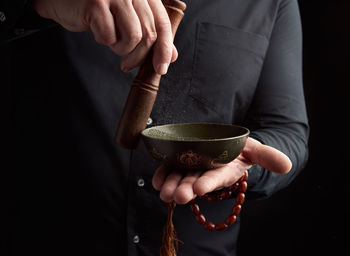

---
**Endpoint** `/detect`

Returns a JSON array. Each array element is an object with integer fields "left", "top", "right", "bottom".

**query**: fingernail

[{"left": 157, "top": 63, "right": 168, "bottom": 75}]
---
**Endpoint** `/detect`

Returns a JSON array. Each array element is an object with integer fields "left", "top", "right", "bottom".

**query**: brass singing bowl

[{"left": 141, "top": 123, "right": 250, "bottom": 171}]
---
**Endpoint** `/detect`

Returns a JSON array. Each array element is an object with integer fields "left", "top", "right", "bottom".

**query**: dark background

[
  {"left": 238, "top": 1, "right": 348, "bottom": 255},
  {"left": 2, "top": 1, "right": 348, "bottom": 255}
]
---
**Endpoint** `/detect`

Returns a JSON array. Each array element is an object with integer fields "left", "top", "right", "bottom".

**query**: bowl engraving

[{"left": 178, "top": 150, "right": 202, "bottom": 169}]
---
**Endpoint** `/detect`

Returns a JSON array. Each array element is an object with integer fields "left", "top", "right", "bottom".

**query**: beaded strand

[{"left": 189, "top": 170, "right": 248, "bottom": 231}]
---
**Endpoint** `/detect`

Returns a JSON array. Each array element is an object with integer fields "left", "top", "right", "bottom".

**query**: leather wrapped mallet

[{"left": 115, "top": 0, "right": 186, "bottom": 149}]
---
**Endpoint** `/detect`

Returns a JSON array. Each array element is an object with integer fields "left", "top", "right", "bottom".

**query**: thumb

[{"left": 242, "top": 137, "right": 292, "bottom": 174}]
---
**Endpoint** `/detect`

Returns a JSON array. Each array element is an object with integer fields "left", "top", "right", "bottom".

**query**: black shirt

[{"left": 3, "top": 0, "right": 309, "bottom": 255}]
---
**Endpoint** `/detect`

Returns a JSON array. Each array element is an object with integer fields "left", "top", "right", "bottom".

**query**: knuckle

[
  {"left": 113, "top": 46, "right": 131, "bottom": 56},
  {"left": 143, "top": 30, "right": 157, "bottom": 47},
  {"left": 156, "top": 16, "right": 172, "bottom": 32},
  {"left": 88, "top": 0, "right": 105, "bottom": 9},
  {"left": 117, "top": 0, "right": 131, "bottom": 5},
  {"left": 111, "top": 46, "right": 127, "bottom": 56},
  {"left": 85, "top": 0, "right": 104, "bottom": 20},
  {"left": 156, "top": 40, "right": 173, "bottom": 56},
  {"left": 95, "top": 34, "right": 115, "bottom": 46},
  {"left": 127, "top": 31, "right": 142, "bottom": 45}
]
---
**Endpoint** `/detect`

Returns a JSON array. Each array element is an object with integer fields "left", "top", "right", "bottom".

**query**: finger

[
  {"left": 193, "top": 160, "right": 251, "bottom": 196},
  {"left": 152, "top": 164, "right": 170, "bottom": 191},
  {"left": 89, "top": 3, "right": 117, "bottom": 46},
  {"left": 242, "top": 137, "right": 292, "bottom": 174},
  {"left": 120, "top": 0, "right": 158, "bottom": 72},
  {"left": 148, "top": 0, "right": 173, "bottom": 74},
  {"left": 122, "top": 39, "right": 177, "bottom": 72},
  {"left": 109, "top": 1, "right": 142, "bottom": 56},
  {"left": 159, "top": 171, "right": 183, "bottom": 203},
  {"left": 170, "top": 45, "right": 178, "bottom": 63},
  {"left": 173, "top": 171, "right": 201, "bottom": 204}
]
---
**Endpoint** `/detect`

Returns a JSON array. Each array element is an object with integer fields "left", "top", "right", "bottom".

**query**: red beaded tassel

[{"left": 160, "top": 201, "right": 179, "bottom": 256}]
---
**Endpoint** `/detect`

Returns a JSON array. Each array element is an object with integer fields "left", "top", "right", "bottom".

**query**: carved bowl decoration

[{"left": 141, "top": 123, "right": 250, "bottom": 171}]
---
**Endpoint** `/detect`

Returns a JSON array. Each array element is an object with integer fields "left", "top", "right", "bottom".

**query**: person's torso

[{"left": 10, "top": 0, "right": 280, "bottom": 255}]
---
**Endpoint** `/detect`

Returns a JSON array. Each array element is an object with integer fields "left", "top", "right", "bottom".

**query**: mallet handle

[{"left": 115, "top": 0, "right": 186, "bottom": 149}]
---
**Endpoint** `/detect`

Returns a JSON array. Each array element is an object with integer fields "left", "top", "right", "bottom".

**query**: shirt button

[
  {"left": 0, "top": 11, "right": 6, "bottom": 22},
  {"left": 137, "top": 178, "right": 145, "bottom": 187},
  {"left": 133, "top": 235, "right": 140, "bottom": 244},
  {"left": 147, "top": 117, "right": 153, "bottom": 126}
]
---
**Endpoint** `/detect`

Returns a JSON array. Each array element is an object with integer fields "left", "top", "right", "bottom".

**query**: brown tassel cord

[
  {"left": 159, "top": 171, "right": 248, "bottom": 255},
  {"left": 160, "top": 201, "right": 181, "bottom": 256}
]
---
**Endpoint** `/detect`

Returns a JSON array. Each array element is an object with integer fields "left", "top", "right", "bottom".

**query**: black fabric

[
  {"left": 0, "top": 0, "right": 27, "bottom": 30},
  {"left": 0, "top": 0, "right": 56, "bottom": 43},
  {"left": 4, "top": 0, "right": 309, "bottom": 255}
]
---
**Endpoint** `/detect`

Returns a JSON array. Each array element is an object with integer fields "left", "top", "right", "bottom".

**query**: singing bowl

[{"left": 141, "top": 123, "right": 250, "bottom": 171}]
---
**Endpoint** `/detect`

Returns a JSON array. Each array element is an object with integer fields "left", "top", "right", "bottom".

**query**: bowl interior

[{"left": 141, "top": 123, "right": 249, "bottom": 142}]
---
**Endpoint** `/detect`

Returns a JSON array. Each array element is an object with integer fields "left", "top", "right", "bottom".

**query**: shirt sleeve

[
  {"left": 0, "top": 0, "right": 56, "bottom": 43},
  {"left": 244, "top": 0, "right": 309, "bottom": 199}
]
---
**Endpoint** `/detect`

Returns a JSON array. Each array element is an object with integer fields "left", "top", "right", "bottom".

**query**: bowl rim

[{"left": 141, "top": 122, "right": 250, "bottom": 142}]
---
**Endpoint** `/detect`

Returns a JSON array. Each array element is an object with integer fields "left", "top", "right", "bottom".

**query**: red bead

[
  {"left": 236, "top": 192, "right": 245, "bottom": 204},
  {"left": 231, "top": 204, "right": 242, "bottom": 216},
  {"left": 216, "top": 222, "right": 228, "bottom": 231},
  {"left": 195, "top": 214, "right": 206, "bottom": 224},
  {"left": 239, "top": 181, "right": 248, "bottom": 193},
  {"left": 225, "top": 214, "right": 237, "bottom": 226},
  {"left": 190, "top": 203, "right": 200, "bottom": 215},
  {"left": 204, "top": 221, "right": 216, "bottom": 231}
]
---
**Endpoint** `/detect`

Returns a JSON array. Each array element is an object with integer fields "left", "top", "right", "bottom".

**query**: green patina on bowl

[{"left": 141, "top": 123, "right": 250, "bottom": 171}]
